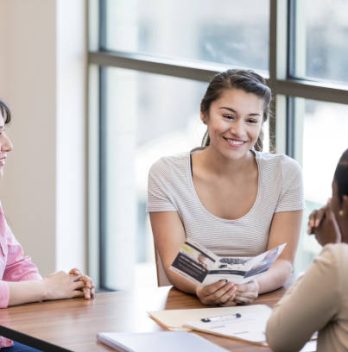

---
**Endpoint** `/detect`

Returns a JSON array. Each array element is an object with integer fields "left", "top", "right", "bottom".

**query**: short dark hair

[
  {"left": 334, "top": 148, "right": 348, "bottom": 204},
  {"left": 200, "top": 69, "right": 272, "bottom": 151},
  {"left": 0, "top": 100, "right": 11, "bottom": 124}
]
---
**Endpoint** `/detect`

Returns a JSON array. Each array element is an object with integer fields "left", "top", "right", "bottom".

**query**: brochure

[{"left": 170, "top": 239, "right": 286, "bottom": 285}]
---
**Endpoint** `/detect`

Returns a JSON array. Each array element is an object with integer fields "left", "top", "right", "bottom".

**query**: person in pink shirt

[{"left": 0, "top": 99, "right": 95, "bottom": 351}]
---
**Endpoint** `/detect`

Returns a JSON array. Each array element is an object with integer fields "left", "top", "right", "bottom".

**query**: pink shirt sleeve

[
  {"left": 0, "top": 204, "right": 42, "bottom": 309},
  {"left": 0, "top": 336, "right": 13, "bottom": 348},
  {"left": 0, "top": 280, "right": 10, "bottom": 309}
]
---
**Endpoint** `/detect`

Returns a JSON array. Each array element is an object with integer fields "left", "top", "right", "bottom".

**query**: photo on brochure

[{"left": 170, "top": 240, "right": 286, "bottom": 285}]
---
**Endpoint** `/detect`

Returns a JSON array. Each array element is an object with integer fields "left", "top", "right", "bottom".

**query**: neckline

[{"left": 188, "top": 149, "right": 261, "bottom": 222}]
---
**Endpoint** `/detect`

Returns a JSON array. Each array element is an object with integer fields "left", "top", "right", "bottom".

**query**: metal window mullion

[
  {"left": 98, "top": 66, "right": 108, "bottom": 290},
  {"left": 269, "top": 0, "right": 289, "bottom": 154},
  {"left": 274, "top": 79, "right": 348, "bottom": 104},
  {"left": 286, "top": 97, "right": 295, "bottom": 157},
  {"left": 269, "top": 0, "right": 288, "bottom": 82},
  {"left": 98, "top": 0, "right": 108, "bottom": 290},
  {"left": 88, "top": 51, "right": 231, "bottom": 82}
]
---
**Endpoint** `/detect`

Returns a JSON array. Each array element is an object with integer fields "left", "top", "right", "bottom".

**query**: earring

[{"left": 339, "top": 209, "right": 345, "bottom": 217}]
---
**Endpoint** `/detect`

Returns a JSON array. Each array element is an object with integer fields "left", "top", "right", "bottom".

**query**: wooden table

[{"left": 0, "top": 286, "right": 285, "bottom": 351}]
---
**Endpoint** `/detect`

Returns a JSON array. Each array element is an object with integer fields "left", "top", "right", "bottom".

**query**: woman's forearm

[
  {"left": 257, "top": 259, "right": 293, "bottom": 294},
  {"left": 7, "top": 280, "right": 46, "bottom": 307},
  {"left": 166, "top": 270, "right": 198, "bottom": 295}
]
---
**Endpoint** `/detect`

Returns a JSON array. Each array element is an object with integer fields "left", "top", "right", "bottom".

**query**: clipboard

[
  {"left": 149, "top": 305, "right": 271, "bottom": 345},
  {"left": 149, "top": 305, "right": 318, "bottom": 349}
]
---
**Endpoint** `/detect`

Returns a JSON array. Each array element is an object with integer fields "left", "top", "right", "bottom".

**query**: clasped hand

[
  {"left": 196, "top": 279, "right": 259, "bottom": 306},
  {"left": 43, "top": 268, "right": 95, "bottom": 301}
]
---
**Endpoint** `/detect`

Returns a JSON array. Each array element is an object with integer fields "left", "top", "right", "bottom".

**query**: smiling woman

[{"left": 148, "top": 69, "right": 304, "bottom": 307}]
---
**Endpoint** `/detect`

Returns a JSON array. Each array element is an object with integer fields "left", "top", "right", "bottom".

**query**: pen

[{"left": 201, "top": 313, "right": 242, "bottom": 323}]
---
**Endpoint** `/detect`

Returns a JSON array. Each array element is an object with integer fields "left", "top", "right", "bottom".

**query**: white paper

[
  {"left": 183, "top": 305, "right": 272, "bottom": 344},
  {"left": 300, "top": 340, "right": 317, "bottom": 352}
]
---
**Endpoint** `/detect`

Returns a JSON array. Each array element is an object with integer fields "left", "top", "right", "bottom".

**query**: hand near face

[
  {"left": 307, "top": 206, "right": 326, "bottom": 235},
  {"left": 196, "top": 280, "right": 237, "bottom": 306},
  {"left": 311, "top": 205, "right": 342, "bottom": 246}
]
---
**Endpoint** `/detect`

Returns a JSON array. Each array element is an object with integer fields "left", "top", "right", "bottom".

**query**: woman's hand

[
  {"left": 233, "top": 279, "right": 259, "bottom": 305},
  {"left": 307, "top": 206, "right": 326, "bottom": 234},
  {"left": 43, "top": 269, "right": 95, "bottom": 301},
  {"left": 69, "top": 268, "right": 95, "bottom": 300},
  {"left": 196, "top": 280, "right": 237, "bottom": 306},
  {"left": 312, "top": 206, "right": 342, "bottom": 246}
]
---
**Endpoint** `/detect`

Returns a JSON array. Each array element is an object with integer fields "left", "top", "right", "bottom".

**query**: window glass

[
  {"left": 294, "top": 0, "right": 348, "bottom": 84},
  {"left": 105, "top": 0, "right": 269, "bottom": 71},
  {"left": 103, "top": 68, "right": 207, "bottom": 289},
  {"left": 294, "top": 98, "right": 348, "bottom": 272}
]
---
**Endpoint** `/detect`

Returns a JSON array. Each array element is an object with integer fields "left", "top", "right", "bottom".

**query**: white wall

[{"left": 0, "top": 0, "right": 86, "bottom": 275}]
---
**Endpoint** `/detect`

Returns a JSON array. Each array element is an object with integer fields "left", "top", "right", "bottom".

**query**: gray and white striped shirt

[{"left": 148, "top": 151, "right": 304, "bottom": 257}]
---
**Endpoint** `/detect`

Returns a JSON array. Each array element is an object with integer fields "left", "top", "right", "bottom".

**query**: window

[
  {"left": 89, "top": 0, "right": 348, "bottom": 290},
  {"left": 104, "top": 0, "right": 269, "bottom": 70},
  {"left": 293, "top": 98, "right": 348, "bottom": 269},
  {"left": 100, "top": 68, "right": 206, "bottom": 289},
  {"left": 293, "top": 0, "right": 348, "bottom": 83}
]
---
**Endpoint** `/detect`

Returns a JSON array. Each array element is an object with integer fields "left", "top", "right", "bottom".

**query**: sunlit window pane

[
  {"left": 301, "top": 100, "right": 348, "bottom": 204},
  {"left": 294, "top": 0, "right": 348, "bottom": 84},
  {"left": 294, "top": 98, "right": 348, "bottom": 272},
  {"left": 103, "top": 68, "right": 207, "bottom": 289},
  {"left": 105, "top": 0, "right": 269, "bottom": 71}
]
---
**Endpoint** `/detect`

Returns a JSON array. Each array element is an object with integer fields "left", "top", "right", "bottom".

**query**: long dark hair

[
  {"left": 200, "top": 69, "right": 272, "bottom": 151},
  {"left": 0, "top": 100, "right": 11, "bottom": 124},
  {"left": 334, "top": 148, "right": 348, "bottom": 204}
]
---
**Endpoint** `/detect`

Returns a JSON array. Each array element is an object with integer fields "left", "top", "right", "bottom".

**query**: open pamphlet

[{"left": 170, "top": 239, "right": 286, "bottom": 285}]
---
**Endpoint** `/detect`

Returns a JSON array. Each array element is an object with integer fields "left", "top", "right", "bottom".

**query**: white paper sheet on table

[{"left": 150, "top": 304, "right": 272, "bottom": 345}]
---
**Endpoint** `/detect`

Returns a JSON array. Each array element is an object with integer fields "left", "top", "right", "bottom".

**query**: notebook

[{"left": 97, "top": 331, "right": 228, "bottom": 352}]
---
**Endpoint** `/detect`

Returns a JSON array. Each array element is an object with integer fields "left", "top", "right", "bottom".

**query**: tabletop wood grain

[{"left": 0, "top": 286, "right": 285, "bottom": 351}]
